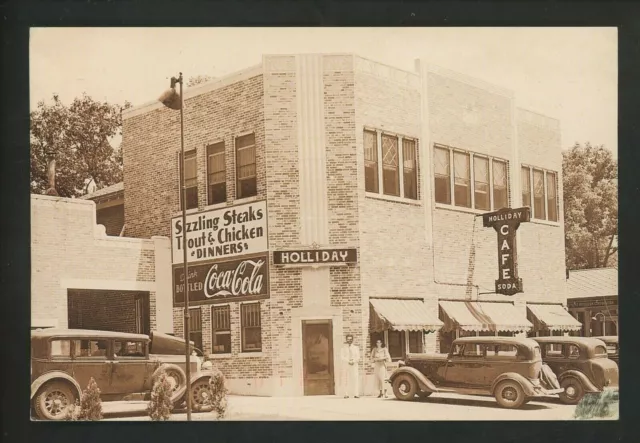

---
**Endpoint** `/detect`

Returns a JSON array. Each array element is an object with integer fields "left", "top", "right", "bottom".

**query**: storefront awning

[
  {"left": 527, "top": 304, "right": 583, "bottom": 332},
  {"left": 369, "top": 298, "right": 443, "bottom": 333},
  {"left": 439, "top": 301, "right": 532, "bottom": 333}
]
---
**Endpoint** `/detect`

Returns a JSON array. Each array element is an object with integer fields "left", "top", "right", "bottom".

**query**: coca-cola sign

[{"left": 173, "top": 254, "right": 269, "bottom": 306}]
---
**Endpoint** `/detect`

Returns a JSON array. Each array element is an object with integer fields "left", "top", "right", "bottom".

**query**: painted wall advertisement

[
  {"left": 173, "top": 254, "right": 269, "bottom": 306},
  {"left": 170, "top": 200, "right": 268, "bottom": 265}
]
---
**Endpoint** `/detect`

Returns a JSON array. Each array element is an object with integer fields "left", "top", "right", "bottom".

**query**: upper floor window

[
  {"left": 521, "top": 165, "right": 558, "bottom": 222},
  {"left": 207, "top": 142, "right": 226, "bottom": 205},
  {"left": 363, "top": 129, "right": 419, "bottom": 200},
  {"left": 236, "top": 133, "right": 257, "bottom": 199},
  {"left": 434, "top": 144, "right": 509, "bottom": 211},
  {"left": 179, "top": 149, "right": 198, "bottom": 210}
]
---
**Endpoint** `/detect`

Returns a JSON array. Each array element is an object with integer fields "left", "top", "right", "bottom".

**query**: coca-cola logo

[{"left": 205, "top": 259, "right": 265, "bottom": 298}]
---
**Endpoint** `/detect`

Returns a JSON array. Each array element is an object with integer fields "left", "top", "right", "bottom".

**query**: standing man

[{"left": 340, "top": 334, "right": 360, "bottom": 398}]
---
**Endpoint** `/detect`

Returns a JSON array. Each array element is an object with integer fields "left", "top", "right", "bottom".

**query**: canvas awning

[
  {"left": 439, "top": 301, "right": 533, "bottom": 333},
  {"left": 369, "top": 298, "right": 443, "bottom": 333},
  {"left": 527, "top": 304, "right": 583, "bottom": 332}
]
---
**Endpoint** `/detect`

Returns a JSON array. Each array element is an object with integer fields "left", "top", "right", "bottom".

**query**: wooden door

[{"left": 302, "top": 320, "right": 334, "bottom": 395}]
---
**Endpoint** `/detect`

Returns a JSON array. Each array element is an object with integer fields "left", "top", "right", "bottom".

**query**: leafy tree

[
  {"left": 65, "top": 377, "right": 103, "bottom": 421},
  {"left": 563, "top": 142, "right": 618, "bottom": 269},
  {"left": 147, "top": 371, "right": 174, "bottom": 421},
  {"left": 30, "top": 94, "right": 131, "bottom": 198},
  {"left": 187, "top": 74, "right": 216, "bottom": 88}
]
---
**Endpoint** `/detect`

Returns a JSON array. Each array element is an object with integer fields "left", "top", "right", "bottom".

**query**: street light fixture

[{"left": 158, "top": 73, "right": 192, "bottom": 421}]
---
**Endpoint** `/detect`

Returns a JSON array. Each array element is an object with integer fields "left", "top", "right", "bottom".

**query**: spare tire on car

[{"left": 152, "top": 364, "right": 187, "bottom": 403}]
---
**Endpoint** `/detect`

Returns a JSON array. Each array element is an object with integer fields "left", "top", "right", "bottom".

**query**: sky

[{"left": 30, "top": 27, "right": 617, "bottom": 157}]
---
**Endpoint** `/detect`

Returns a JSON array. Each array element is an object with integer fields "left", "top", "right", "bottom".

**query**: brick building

[
  {"left": 119, "top": 53, "right": 576, "bottom": 396},
  {"left": 31, "top": 194, "right": 173, "bottom": 336}
]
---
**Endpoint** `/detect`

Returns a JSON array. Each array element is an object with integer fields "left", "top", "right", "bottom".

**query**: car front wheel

[
  {"left": 494, "top": 380, "right": 526, "bottom": 409},
  {"left": 34, "top": 380, "right": 77, "bottom": 420},
  {"left": 392, "top": 374, "right": 418, "bottom": 401},
  {"left": 559, "top": 377, "right": 585, "bottom": 405}
]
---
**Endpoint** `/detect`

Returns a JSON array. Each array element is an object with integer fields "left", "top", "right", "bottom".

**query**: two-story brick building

[{"left": 118, "top": 53, "right": 578, "bottom": 396}]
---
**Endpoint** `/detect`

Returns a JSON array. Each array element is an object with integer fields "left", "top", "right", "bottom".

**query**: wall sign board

[
  {"left": 482, "top": 207, "right": 530, "bottom": 296},
  {"left": 273, "top": 248, "right": 358, "bottom": 266}
]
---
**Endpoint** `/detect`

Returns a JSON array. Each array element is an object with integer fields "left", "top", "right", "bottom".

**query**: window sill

[
  {"left": 203, "top": 202, "right": 228, "bottom": 212},
  {"left": 172, "top": 207, "right": 201, "bottom": 218},
  {"left": 529, "top": 218, "right": 561, "bottom": 227},
  {"left": 365, "top": 192, "right": 421, "bottom": 206},
  {"left": 238, "top": 352, "right": 264, "bottom": 358},
  {"left": 434, "top": 203, "right": 489, "bottom": 216},
  {"left": 232, "top": 195, "right": 261, "bottom": 206},
  {"left": 208, "top": 353, "right": 233, "bottom": 359}
]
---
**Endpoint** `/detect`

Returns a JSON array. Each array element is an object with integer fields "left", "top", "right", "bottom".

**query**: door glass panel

[{"left": 304, "top": 324, "right": 331, "bottom": 376}]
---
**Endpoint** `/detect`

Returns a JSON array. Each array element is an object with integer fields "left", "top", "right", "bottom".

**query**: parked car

[
  {"left": 593, "top": 336, "right": 619, "bottom": 364},
  {"left": 533, "top": 336, "right": 618, "bottom": 405},
  {"left": 388, "top": 336, "right": 563, "bottom": 409},
  {"left": 30, "top": 329, "right": 218, "bottom": 420}
]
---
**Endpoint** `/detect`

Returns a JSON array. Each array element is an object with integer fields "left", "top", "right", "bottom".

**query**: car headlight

[{"left": 201, "top": 360, "right": 213, "bottom": 371}]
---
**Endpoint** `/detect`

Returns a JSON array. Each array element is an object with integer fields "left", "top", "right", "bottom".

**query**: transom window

[
  {"left": 434, "top": 144, "right": 509, "bottom": 210},
  {"left": 363, "top": 129, "right": 419, "bottom": 200},
  {"left": 521, "top": 165, "right": 559, "bottom": 222},
  {"left": 236, "top": 133, "right": 257, "bottom": 199},
  {"left": 212, "top": 305, "right": 231, "bottom": 354},
  {"left": 207, "top": 142, "right": 226, "bottom": 205},
  {"left": 241, "top": 303, "right": 262, "bottom": 352},
  {"left": 179, "top": 150, "right": 199, "bottom": 210}
]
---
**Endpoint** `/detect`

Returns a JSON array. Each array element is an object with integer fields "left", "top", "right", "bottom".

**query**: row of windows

[
  {"left": 179, "top": 133, "right": 257, "bottom": 211},
  {"left": 434, "top": 144, "right": 559, "bottom": 222},
  {"left": 369, "top": 330, "right": 423, "bottom": 361},
  {"left": 188, "top": 303, "right": 262, "bottom": 355},
  {"left": 364, "top": 129, "right": 419, "bottom": 200}
]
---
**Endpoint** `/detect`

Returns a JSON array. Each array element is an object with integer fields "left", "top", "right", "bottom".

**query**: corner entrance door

[{"left": 302, "top": 320, "right": 334, "bottom": 395}]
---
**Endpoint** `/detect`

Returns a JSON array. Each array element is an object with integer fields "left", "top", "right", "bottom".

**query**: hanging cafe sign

[{"left": 482, "top": 207, "right": 530, "bottom": 296}]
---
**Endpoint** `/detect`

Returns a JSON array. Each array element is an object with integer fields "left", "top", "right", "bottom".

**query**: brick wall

[
  {"left": 96, "top": 204, "right": 124, "bottom": 236},
  {"left": 31, "top": 195, "right": 158, "bottom": 329},
  {"left": 123, "top": 72, "right": 266, "bottom": 240},
  {"left": 68, "top": 289, "right": 149, "bottom": 334}
]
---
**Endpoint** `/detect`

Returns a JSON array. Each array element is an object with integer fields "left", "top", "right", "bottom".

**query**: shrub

[
  {"left": 574, "top": 390, "right": 619, "bottom": 420},
  {"left": 147, "top": 371, "right": 174, "bottom": 421},
  {"left": 65, "top": 377, "right": 103, "bottom": 421},
  {"left": 208, "top": 370, "right": 228, "bottom": 420}
]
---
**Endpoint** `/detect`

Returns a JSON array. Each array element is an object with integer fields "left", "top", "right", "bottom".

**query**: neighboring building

[
  {"left": 81, "top": 182, "right": 125, "bottom": 236},
  {"left": 30, "top": 194, "right": 173, "bottom": 336},
  {"left": 119, "top": 53, "right": 574, "bottom": 396},
  {"left": 567, "top": 267, "right": 618, "bottom": 337}
]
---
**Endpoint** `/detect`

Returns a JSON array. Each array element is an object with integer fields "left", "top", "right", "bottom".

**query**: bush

[
  {"left": 574, "top": 390, "right": 619, "bottom": 420},
  {"left": 65, "top": 377, "right": 103, "bottom": 421},
  {"left": 147, "top": 371, "right": 174, "bottom": 421},
  {"left": 207, "top": 370, "right": 228, "bottom": 420}
]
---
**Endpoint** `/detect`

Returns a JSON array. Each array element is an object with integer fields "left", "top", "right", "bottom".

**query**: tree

[
  {"left": 563, "top": 142, "right": 618, "bottom": 270},
  {"left": 187, "top": 74, "right": 216, "bottom": 88},
  {"left": 65, "top": 377, "right": 103, "bottom": 421},
  {"left": 30, "top": 94, "right": 131, "bottom": 198},
  {"left": 147, "top": 371, "right": 174, "bottom": 421}
]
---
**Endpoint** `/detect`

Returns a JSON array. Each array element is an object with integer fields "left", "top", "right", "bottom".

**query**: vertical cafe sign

[{"left": 482, "top": 207, "right": 530, "bottom": 296}]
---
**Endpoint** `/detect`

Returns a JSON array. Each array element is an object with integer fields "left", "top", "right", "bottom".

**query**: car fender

[
  {"left": 558, "top": 370, "right": 599, "bottom": 393},
  {"left": 30, "top": 371, "right": 82, "bottom": 400},
  {"left": 389, "top": 367, "right": 438, "bottom": 393},
  {"left": 491, "top": 372, "right": 537, "bottom": 397}
]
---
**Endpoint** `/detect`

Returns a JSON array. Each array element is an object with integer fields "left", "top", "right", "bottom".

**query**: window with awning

[
  {"left": 438, "top": 300, "right": 532, "bottom": 333},
  {"left": 369, "top": 298, "right": 443, "bottom": 333},
  {"left": 526, "top": 303, "right": 582, "bottom": 333}
]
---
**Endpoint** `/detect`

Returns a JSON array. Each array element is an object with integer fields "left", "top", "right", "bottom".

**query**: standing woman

[{"left": 371, "top": 339, "right": 392, "bottom": 398}]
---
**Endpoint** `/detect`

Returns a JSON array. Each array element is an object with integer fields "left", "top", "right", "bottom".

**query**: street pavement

[{"left": 101, "top": 392, "right": 581, "bottom": 421}]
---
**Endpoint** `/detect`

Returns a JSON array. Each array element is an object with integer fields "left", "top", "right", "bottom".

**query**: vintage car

[
  {"left": 388, "top": 336, "right": 563, "bottom": 409},
  {"left": 30, "top": 329, "right": 218, "bottom": 420},
  {"left": 533, "top": 336, "right": 619, "bottom": 405},
  {"left": 593, "top": 336, "right": 619, "bottom": 364}
]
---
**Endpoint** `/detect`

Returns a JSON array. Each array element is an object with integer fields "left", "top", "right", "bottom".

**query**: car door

[
  {"left": 444, "top": 343, "right": 486, "bottom": 388},
  {"left": 70, "top": 338, "right": 114, "bottom": 395},
  {"left": 108, "top": 339, "right": 150, "bottom": 396}
]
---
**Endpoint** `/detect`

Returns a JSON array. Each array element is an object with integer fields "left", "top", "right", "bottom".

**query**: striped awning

[
  {"left": 369, "top": 298, "right": 443, "bottom": 333},
  {"left": 527, "top": 304, "right": 582, "bottom": 332},
  {"left": 439, "top": 301, "right": 533, "bottom": 333}
]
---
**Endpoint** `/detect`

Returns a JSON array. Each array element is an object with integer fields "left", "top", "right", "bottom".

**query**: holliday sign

[
  {"left": 273, "top": 248, "right": 358, "bottom": 266},
  {"left": 482, "top": 207, "right": 530, "bottom": 296},
  {"left": 173, "top": 254, "right": 269, "bottom": 306},
  {"left": 171, "top": 200, "right": 267, "bottom": 265}
]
